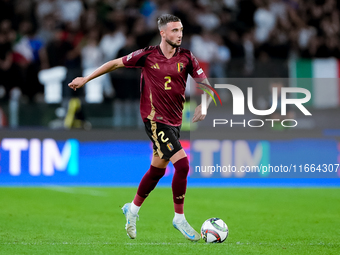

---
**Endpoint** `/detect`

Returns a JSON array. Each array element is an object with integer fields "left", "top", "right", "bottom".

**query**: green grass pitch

[{"left": 0, "top": 187, "right": 339, "bottom": 254}]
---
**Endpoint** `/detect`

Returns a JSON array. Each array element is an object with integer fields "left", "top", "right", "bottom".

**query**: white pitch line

[
  {"left": 0, "top": 242, "right": 336, "bottom": 246},
  {"left": 43, "top": 186, "right": 108, "bottom": 197}
]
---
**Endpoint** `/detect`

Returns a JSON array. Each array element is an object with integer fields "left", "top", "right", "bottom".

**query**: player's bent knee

[
  {"left": 170, "top": 149, "right": 187, "bottom": 164},
  {"left": 151, "top": 155, "right": 170, "bottom": 169},
  {"left": 173, "top": 156, "right": 189, "bottom": 178},
  {"left": 149, "top": 165, "right": 167, "bottom": 180}
]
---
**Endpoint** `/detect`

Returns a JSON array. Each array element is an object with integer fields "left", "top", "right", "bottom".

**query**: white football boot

[
  {"left": 122, "top": 203, "right": 139, "bottom": 239},
  {"left": 173, "top": 219, "right": 201, "bottom": 241}
]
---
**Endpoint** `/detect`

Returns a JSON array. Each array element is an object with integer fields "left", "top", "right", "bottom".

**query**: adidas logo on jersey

[{"left": 151, "top": 63, "right": 160, "bottom": 69}]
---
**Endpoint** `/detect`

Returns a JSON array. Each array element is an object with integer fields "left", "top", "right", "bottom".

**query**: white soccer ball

[{"left": 200, "top": 218, "right": 228, "bottom": 243}]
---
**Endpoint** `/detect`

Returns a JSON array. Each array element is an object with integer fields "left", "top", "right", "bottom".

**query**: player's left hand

[{"left": 192, "top": 104, "right": 206, "bottom": 123}]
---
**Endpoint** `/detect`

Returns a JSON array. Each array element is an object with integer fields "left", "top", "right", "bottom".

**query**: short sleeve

[
  {"left": 122, "top": 47, "right": 152, "bottom": 68},
  {"left": 189, "top": 52, "right": 207, "bottom": 79}
]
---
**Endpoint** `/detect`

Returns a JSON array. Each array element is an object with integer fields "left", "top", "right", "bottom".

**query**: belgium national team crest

[
  {"left": 177, "top": 62, "right": 184, "bottom": 72},
  {"left": 166, "top": 142, "right": 174, "bottom": 152}
]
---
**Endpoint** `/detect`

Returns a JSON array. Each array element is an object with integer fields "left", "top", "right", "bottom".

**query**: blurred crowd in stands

[{"left": 0, "top": 0, "right": 339, "bottom": 103}]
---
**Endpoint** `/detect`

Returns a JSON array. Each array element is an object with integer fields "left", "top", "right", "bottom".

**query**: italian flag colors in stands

[{"left": 290, "top": 58, "right": 340, "bottom": 108}]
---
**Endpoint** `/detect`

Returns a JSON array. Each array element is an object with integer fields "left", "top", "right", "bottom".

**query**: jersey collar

[{"left": 157, "top": 45, "right": 180, "bottom": 58}]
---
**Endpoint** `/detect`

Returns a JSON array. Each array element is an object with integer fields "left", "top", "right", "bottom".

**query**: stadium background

[
  {"left": 1, "top": 0, "right": 340, "bottom": 186},
  {"left": 1, "top": 1, "right": 340, "bottom": 254}
]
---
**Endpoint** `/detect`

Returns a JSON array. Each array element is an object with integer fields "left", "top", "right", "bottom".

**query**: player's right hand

[
  {"left": 68, "top": 77, "right": 87, "bottom": 91},
  {"left": 192, "top": 104, "right": 206, "bottom": 123}
]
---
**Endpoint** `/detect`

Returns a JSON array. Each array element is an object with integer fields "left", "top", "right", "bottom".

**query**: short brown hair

[{"left": 157, "top": 14, "right": 181, "bottom": 31}]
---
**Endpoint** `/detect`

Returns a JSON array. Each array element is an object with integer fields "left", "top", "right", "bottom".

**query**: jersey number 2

[{"left": 164, "top": 76, "right": 171, "bottom": 90}]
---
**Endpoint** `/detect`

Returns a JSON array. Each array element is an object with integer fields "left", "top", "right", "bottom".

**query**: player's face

[{"left": 162, "top": 21, "right": 183, "bottom": 48}]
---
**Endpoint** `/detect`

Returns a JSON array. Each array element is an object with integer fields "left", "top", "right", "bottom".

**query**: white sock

[
  {"left": 130, "top": 202, "right": 140, "bottom": 215},
  {"left": 174, "top": 212, "right": 186, "bottom": 223}
]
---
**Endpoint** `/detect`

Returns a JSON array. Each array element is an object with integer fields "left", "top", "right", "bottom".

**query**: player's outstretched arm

[
  {"left": 192, "top": 78, "right": 213, "bottom": 123},
  {"left": 68, "top": 57, "right": 124, "bottom": 91}
]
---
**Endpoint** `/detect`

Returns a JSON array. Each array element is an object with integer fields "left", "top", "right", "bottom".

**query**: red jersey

[{"left": 122, "top": 45, "right": 206, "bottom": 126}]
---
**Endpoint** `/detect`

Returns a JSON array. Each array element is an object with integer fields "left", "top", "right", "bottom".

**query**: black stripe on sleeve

[
  {"left": 136, "top": 52, "right": 152, "bottom": 67},
  {"left": 185, "top": 55, "right": 193, "bottom": 76}
]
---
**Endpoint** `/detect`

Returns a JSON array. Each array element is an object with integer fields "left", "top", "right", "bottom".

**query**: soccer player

[{"left": 68, "top": 14, "right": 212, "bottom": 241}]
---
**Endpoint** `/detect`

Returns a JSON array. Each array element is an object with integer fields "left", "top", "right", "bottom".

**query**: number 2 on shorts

[{"left": 158, "top": 131, "right": 169, "bottom": 142}]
